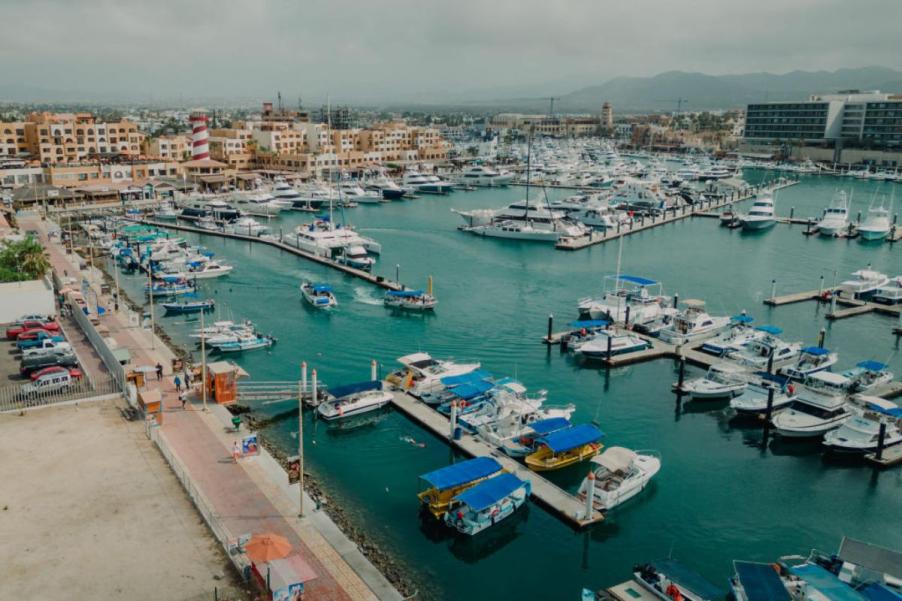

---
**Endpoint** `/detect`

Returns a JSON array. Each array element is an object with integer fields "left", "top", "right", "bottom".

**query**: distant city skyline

[{"left": 2, "top": 0, "right": 901, "bottom": 105}]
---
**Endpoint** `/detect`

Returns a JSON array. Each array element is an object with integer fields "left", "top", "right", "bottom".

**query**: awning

[
  {"left": 327, "top": 380, "right": 381, "bottom": 399},
  {"left": 449, "top": 380, "right": 494, "bottom": 401},
  {"left": 538, "top": 423, "right": 603, "bottom": 453},
  {"left": 452, "top": 473, "right": 527, "bottom": 512},
  {"left": 386, "top": 289, "right": 425, "bottom": 298},
  {"left": 419, "top": 457, "right": 502, "bottom": 491},
  {"left": 857, "top": 360, "right": 887, "bottom": 372},
  {"left": 788, "top": 563, "right": 866, "bottom": 601},
  {"left": 591, "top": 446, "right": 637, "bottom": 473},
  {"left": 440, "top": 370, "right": 491, "bottom": 387},
  {"left": 802, "top": 346, "right": 830, "bottom": 356},
  {"left": 838, "top": 537, "right": 902, "bottom": 580},
  {"left": 529, "top": 417, "right": 571, "bottom": 436},
  {"left": 650, "top": 559, "right": 726, "bottom": 600},
  {"left": 731, "top": 314, "right": 755, "bottom": 324},
  {"left": 755, "top": 325, "right": 783, "bottom": 335},
  {"left": 860, "top": 584, "right": 902, "bottom": 601},
  {"left": 264, "top": 553, "right": 318, "bottom": 591},
  {"left": 733, "top": 561, "right": 791, "bottom": 601},
  {"left": 619, "top": 275, "right": 657, "bottom": 286},
  {"left": 311, "top": 284, "right": 333, "bottom": 293},
  {"left": 569, "top": 320, "right": 609, "bottom": 329}
]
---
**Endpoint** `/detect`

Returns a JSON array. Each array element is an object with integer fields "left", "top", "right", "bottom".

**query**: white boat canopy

[{"left": 590, "top": 446, "right": 638, "bottom": 472}]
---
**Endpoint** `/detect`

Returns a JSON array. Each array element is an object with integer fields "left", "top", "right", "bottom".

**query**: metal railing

[
  {"left": 0, "top": 374, "right": 121, "bottom": 413},
  {"left": 67, "top": 300, "right": 127, "bottom": 394}
]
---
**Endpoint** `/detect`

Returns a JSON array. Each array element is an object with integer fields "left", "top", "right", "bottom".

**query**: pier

[
  {"left": 387, "top": 389, "right": 604, "bottom": 528},
  {"left": 133, "top": 219, "right": 406, "bottom": 291},
  {"left": 764, "top": 287, "right": 902, "bottom": 321},
  {"left": 555, "top": 179, "right": 800, "bottom": 251}
]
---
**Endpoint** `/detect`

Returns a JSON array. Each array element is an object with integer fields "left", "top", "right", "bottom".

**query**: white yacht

[
  {"left": 838, "top": 268, "right": 889, "bottom": 300},
  {"left": 577, "top": 275, "right": 670, "bottom": 326},
  {"left": 225, "top": 216, "right": 269, "bottom": 237},
  {"left": 726, "top": 326, "right": 802, "bottom": 370},
  {"left": 816, "top": 191, "right": 851, "bottom": 236},
  {"left": 340, "top": 181, "right": 383, "bottom": 204},
  {"left": 738, "top": 195, "right": 777, "bottom": 230},
  {"left": 459, "top": 165, "right": 514, "bottom": 187},
  {"left": 233, "top": 191, "right": 283, "bottom": 216},
  {"left": 317, "top": 385, "right": 393, "bottom": 421},
  {"left": 153, "top": 201, "right": 180, "bottom": 220},
  {"left": 658, "top": 300, "right": 731, "bottom": 345},
  {"left": 778, "top": 346, "right": 838, "bottom": 381},
  {"left": 857, "top": 202, "right": 892, "bottom": 241},
  {"left": 772, "top": 374, "right": 853, "bottom": 439},
  {"left": 730, "top": 381, "right": 796, "bottom": 418},
  {"left": 402, "top": 171, "right": 454, "bottom": 195},
  {"left": 873, "top": 276, "right": 902, "bottom": 305},
  {"left": 290, "top": 219, "right": 382, "bottom": 259},
  {"left": 389, "top": 352, "right": 481, "bottom": 399},
  {"left": 570, "top": 328, "right": 650, "bottom": 358},
  {"left": 337, "top": 245, "right": 375, "bottom": 271},
  {"left": 161, "top": 260, "right": 234, "bottom": 280},
  {"left": 822, "top": 399, "right": 902, "bottom": 454},
  {"left": 269, "top": 178, "right": 305, "bottom": 208},
  {"left": 680, "top": 364, "right": 748, "bottom": 400},
  {"left": 300, "top": 281, "right": 337, "bottom": 309},
  {"left": 842, "top": 360, "right": 894, "bottom": 393},
  {"left": 577, "top": 447, "right": 661, "bottom": 512},
  {"left": 455, "top": 200, "right": 588, "bottom": 242},
  {"left": 700, "top": 315, "right": 763, "bottom": 357}
]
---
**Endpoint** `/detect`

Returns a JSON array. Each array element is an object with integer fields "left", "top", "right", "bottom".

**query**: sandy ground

[{"left": 0, "top": 399, "right": 250, "bottom": 601}]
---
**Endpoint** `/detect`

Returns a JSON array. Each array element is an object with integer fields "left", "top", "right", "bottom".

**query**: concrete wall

[
  {"left": 739, "top": 142, "right": 902, "bottom": 166},
  {"left": 0, "top": 278, "right": 55, "bottom": 324}
]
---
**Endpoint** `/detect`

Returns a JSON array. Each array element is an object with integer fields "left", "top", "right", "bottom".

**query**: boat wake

[{"left": 353, "top": 286, "right": 383, "bottom": 306}]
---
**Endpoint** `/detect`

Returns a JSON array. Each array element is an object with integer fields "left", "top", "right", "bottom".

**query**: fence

[
  {"left": 67, "top": 299, "right": 127, "bottom": 394},
  {"left": 0, "top": 374, "right": 121, "bottom": 413}
]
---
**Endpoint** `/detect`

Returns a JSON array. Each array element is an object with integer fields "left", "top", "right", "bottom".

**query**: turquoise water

[{"left": 115, "top": 172, "right": 902, "bottom": 600}]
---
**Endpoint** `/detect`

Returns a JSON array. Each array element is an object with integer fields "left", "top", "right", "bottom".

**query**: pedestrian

[
  {"left": 174, "top": 375, "right": 181, "bottom": 393},
  {"left": 183, "top": 367, "right": 191, "bottom": 387},
  {"left": 179, "top": 390, "right": 187, "bottom": 410},
  {"left": 155, "top": 362, "right": 163, "bottom": 380},
  {"left": 232, "top": 441, "right": 241, "bottom": 463}
]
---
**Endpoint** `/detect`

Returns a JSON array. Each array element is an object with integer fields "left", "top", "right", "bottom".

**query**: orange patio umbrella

[{"left": 245, "top": 532, "right": 292, "bottom": 563}]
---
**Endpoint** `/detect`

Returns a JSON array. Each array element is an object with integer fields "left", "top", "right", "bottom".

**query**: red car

[
  {"left": 30, "top": 366, "right": 82, "bottom": 381},
  {"left": 6, "top": 320, "right": 60, "bottom": 340}
]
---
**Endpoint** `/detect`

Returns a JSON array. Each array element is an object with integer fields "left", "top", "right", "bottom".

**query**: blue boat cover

[
  {"left": 311, "top": 284, "right": 333, "bottom": 293},
  {"left": 788, "top": 564, "right": 866, "bottom": 601},
  {"left": 754, "top": 371, "right": 791, "bottom": 386},
  {"left": 803, "top": 346, "right": 831, "bottom": 355},
  {"left": 734, "top": 562, "right": 791, "bottom": 601},
  {"left": 861, "top": 584, "right": 902, "bottom": 601},
  {"left": 539, "top": 423, "right": 603, "bottom": 453},
  {"left": 449, "top": 380, "right": 494, "bottom": 400},
  {"left": 858, "top": 360, "right": 887, "bottom": 372},
  {"left": 649, "top": 559, "right": 726, "bottom": 599},
  {"left": 569, "top": 320, "right": 609, "bottom": 329},
  {"left": 440, "top": 370, "right": 491, "bottom": 387},
  {"left": 419, "top": 457, "right": 502, "bottom": 490},
  {"left": 327, "top": 380, "right": 381, "bottom": 399},
  {"left": 865, "top": 401, "right": 902, "bottom": 418},
  {"left": 732, "top": 314, "right": 755, "bottom": 323},
  {"left": 619, "top": 275, "right": 657, "bottom": 286},
  {"left": 452, "top": 473, "right": 527, "bottom": 512},
  {"left": 755, "top": 325, "right": 783, "bottom": 335},
  {"left": 529, "top": 417, "right": 572, "bottom": 436},
  {"left": 386, "top": 289, "right": 425, "bottom": 298}
]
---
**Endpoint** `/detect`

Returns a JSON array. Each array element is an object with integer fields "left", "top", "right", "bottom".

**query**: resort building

[
  {"left": 0, "top": 112, "right": 143, "bottom": 163},
  {"left": 143, "top": 135, "right": 191, "bottom": 161},
  {"left": 491, "top": 114, "right": 601, "bottom": 137}
]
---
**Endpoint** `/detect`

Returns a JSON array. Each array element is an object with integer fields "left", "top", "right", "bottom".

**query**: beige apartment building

[
  {"left": 143, "top": 134, "right": 190, "bottom": 161},
  {"left": 0, "top": 112, "right": 144, "bottom": 163},
  {"left": 208, "top": 128, "right": 254, "bottom": 170}
]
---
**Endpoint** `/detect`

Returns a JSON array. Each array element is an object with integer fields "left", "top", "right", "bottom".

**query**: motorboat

[
  {"left": 153, "top": 201, "right": 180, "bottom": 220},
  {"left": 726, "top": 326, "right": 802, "bottom": 370},
  {"left": 577, "top": 447, "right": 660, "bottom": 512},
  {"left": 232, "top": 191, "right": 283, "bottom": 216},
  {"left": 224, "top": 216, "right": 269, "bottom": 237},
  {"left": 838, "top": 268, "right": 890, "bottom": 300},
  {"left": 383, "top": 289, "right": 437, "bottom": 311},
  {"left": 700, "top": 315, "right": 763, "bottom": 356},
  {"left": 569, "top": 328, "right": 650, "bottom": 359},
  {"left": 291, "top": 219, "right": 382, "bottom": 259},
  {"left": 680, "top": 364, "right": 748, "bottom": 400},
  {"left": 772, "top": 381, "right": 852, "bottom": 439},
  {"left": 658, "top": 300, "right": 731, "bottom": 345},
  {"left": 339, "top": 181, "right": 383, "bottom": 204},
  {"left": 459, "top": 164, "right": 514, "bottom": 187},
  {"left": 822, "top": 398, "right": 902, "bottom": 454},
  {"left": 403, "top": 170, "right": 454, "bottom": 195},
  {"left": 524, "top": 423, "right": 604, "bottom": 471},
  {"left": 146, "top": 278, "right": 196, "bottom": 297},
  {"left": 841, "top": 360, "right": 894, "bottom": 393},
  {"left": 337, "top": 245, "right": 376, "bottom": 271},
  {"left": 729, "top": 377, "right": 796, "bottom": 418},
  {"left": 161, "top": 299, "right": 215, "bottom": 315},
  {"left": 300, "top": 282, "right": 337, "bottom": 309},
  {"left": 816, "top": 191, "right": 851, "bottom": 236},
  {"left": 364, "top": 172, "right": 406, "bottom": 200},
  {"left": 443, "top": 473, "right": 530, "bottom": 535},
  {"left": 499, "top": 417, "right": 572, "bottom": 458},
  {"left": 778, "top": 346, "right": 838, "bottom": 381},
  {"left": 577, "top": 275, "right": 669, "bottom": 325},
  {"left": 213, "top": 333, "right": 275, "bottom": 353},
  {"left": 161, "top": 260, "right": 234, "bottom": 280},
  {"left": 857, "top": 202, "right": 892, "bottom": 241},
  {"left": 270, "top": 177, "right": 303, "bottom": 208},
  {"left": 389, "top": 352, "right": 481, "bottom": 399},
  {"left": 873, "top": 276, "right": 902, "bottom": 305},
  {"left": 456, "top": 200, "right": 588, "bottom": 242},
  {"left": 195, "top": 215, "right": 219, "bottom": 231},
  {"left": 738, "top": 195, "right": 777, "bottom": 230},
  {"left": 634, "top": 559, "right": 727, "bottom": 601},
  {"left": 417, "top": 457, "right": 503, "bottom": 519},
  {"left": 730, "top": 561, "right": 792, "bottom": 601},
  {"left": 317, "top": 381, "right": 393, "bottom": 420}
]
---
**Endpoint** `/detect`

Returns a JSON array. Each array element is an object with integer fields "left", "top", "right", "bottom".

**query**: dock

[
  {"left": 865, "top": 444, "right": 902, "bottom": 468},
  {"left": 387, "top": 389, "right": 604, "bottom": 528},
  {"left": 764, "top": 288, "right": 902, "bottom": 322},
  {"left": 555, "top": 179, "right": 800, "bottom": 251},
  {"left": 133, "top": 219, "right": 405, "bottom": 291}
]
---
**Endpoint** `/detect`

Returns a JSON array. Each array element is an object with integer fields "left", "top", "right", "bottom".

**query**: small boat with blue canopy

[
  {"left": 730, "top": 561, "right": 791, "bottom": 601},
  {"left": 162, "top": 298, "right": 215, "bottom": 315},
  {"left": 577, "top": 274, "right": 668, "bottom": 326},
  {"left": 501, "top": 417, "right": 571, "bottom": 457},
  {"left": 701, "top": 314, "right": 760, "bottom": 357},
  {"left": 634, "top": 559, "right": 727, "bottom": 601},
  {"left": 421, "top": 369, "right": 493, "bottom": 406},
  {"left": 842, "top": 360, "right": 894, "bottom": 393},
  {"left": 525, "top": 423, "right": 603, "bottom": 471},
  {"left": 317, "top": 380, "right": 392, "bottom": 421},
  {"left": 384, "top": 289, "right": 437, "bottom": 311},
  {"left": 146, "top": 276, "right": 196, "bottom": 298},
  {"left": 417, "top": 457, "right": 504, "bottom": 518},
  {"left": 779, "top": 346, "right": 838, "bottom": 381},
  {"left": 300, "top": 281, "right": 337, "bottom": 308},
  {"left": 443, "top": 473, "right": 530, "bottom": 535},
  {"left": 785, "top": 562, "right": 867, "bottom": 601}
]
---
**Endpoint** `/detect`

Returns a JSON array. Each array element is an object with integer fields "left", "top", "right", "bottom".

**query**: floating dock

[
  {"left": 865, "top": 444, "right": 902, "bottom": 468},
  {"left": 387, "top": 388, "right": 603, "bottom": 528},
  {"left": 133, "top": 219, "right": 405, "bottom": 291},
  {"left": 764, "top": 288, "right": 902, "bottom": 322}
]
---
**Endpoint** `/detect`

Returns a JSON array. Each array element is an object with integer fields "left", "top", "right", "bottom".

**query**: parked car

[
  {"left": 16, "top": 330, "right": 65, "bottom": 350},
  {"left": 6, "top": 320, "right": 60, "bottom": 340},
  {"left": 20, "top": 350, "right": 78, "bottom": 376},
  {"left": 20, "top": 367, "right": 82, "bottom": 397},
  {"left": 21, "top": 340, "right": 71, "bottom": 358}
]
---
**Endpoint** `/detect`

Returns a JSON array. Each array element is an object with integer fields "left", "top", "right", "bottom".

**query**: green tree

[{"left": 0, "top": 237, "right": 51, "bottom": 282}]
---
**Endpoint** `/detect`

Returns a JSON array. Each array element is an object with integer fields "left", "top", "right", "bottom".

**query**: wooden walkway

[
  {"left": 135, "top": 219, "right": 405, "bottom": 291},
  {"left": 865, "top": 444, "right": 902, "bottom": 468},
  {"left": 764, "top": 288, "right": 902, "bottom": 322},
  {"left": 387, "top": 389, "right": 604, "bottom": 528},
  {"left": 545, "top": 327, "right": 719, "bottom": 370},
  {"left": 555, "top": 179, "right": 799, "bottom": 251}
]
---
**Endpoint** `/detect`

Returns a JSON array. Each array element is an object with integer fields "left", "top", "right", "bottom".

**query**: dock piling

[
  {"left": 311, "top": 369, "right": 318, "bottom": 406},
  {"left": 583, "top": 471, "right": 596, "bottom": 520},
  {"left": 606, "top": 335, "right": 613, "bottom": 361},
  {"left": 449, "top": 400, "right": 458, "bottom": 439},
  {"left": 673, "top": 292, "right": 679, "bottom": 309},
  {"left": 818, "top": 275, "right": 824, "bottom": 296},
  {"left": 762, "top": 387, "right": 775, "bottom": 446},
  {"left": 301, "top": 362, "right": 307, "bottom": 395},
  {"left": 790, "top": 207, "right": 795, "bottom": 220},
  {"left": 371, "top": 360, "right": 377, "bottom": 381},
  {"left": 817, "top": 328, "right": 826, "bottom": 348},
  {"left": 766, "top": 348, "right": 775, "bottom": 374},
  {"left": 677, "top": 356, "right": 686, "bottom": 392},
  {"left": 876, "top": 422, "right": 887, "bottom": 461},
  {"left": 770, "top": 279, "right": 777, "bottom": 301},
  {"left": 624, "top": 306, "right": 631, "bottom": 328},
  {"left": 546, "top": 314, "right": 554, "bottom": 343}
]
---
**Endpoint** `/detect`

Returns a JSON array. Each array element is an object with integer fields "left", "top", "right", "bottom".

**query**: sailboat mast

[{"left": 524, "top": 128, "right": 532, "bottom": 217}]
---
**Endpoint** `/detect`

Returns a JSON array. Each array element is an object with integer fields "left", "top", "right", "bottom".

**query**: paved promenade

[{"left": 22, "top": 215, "right": 398, "bottom": 601}]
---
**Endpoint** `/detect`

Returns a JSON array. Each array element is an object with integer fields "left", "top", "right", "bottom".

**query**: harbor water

[{"left": 116, "top": 172, "right": 901, "bottom": 600}]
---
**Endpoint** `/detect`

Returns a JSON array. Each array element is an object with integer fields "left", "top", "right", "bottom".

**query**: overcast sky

[{"left": 2, "top": 0, "right": 901, "bottom": 104}]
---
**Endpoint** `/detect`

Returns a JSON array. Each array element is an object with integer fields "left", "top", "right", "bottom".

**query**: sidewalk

[{"left": 23, "top": 215, "right": 398, "bottom": 601}]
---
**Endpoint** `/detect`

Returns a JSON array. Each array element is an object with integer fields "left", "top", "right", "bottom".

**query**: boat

[
  {"left": 771, "top": 381, "right": 852, "bottom": 439},
  {"left": 658, "top": 300, "right": 731, "bottom": 345},
  {"left": 443, "top": 473, "right": 530, "bottom": 535},
  {"left": 569, "top": 328, "right": 650, "bottom": 359},
  {"left": 822, "top": 398, "right": 902, "bottom": 454},
  {"left": 300, "top": 282, "right": 337, "bottom": 309},
  {"left": 577, "top": 447, "right": 661, "bottom": 512},
  {"left": 153, "top": 201, "right": 180, "bottom": 220},
  {"left": 577, "top": 275, "right": 670, "bottom": 325},
  {"left": 291, "top": 218, "right": 382, "bottom": 259},
  {"left": 161, "top": 260, "right": 234, "bottom": 280},
  {"left": 456, "top": 201, "right": 588, "bottom": 242},
  {"left": 872, "top": 276, "right": 902, "bottom": 305},
  {"left": 146, "top": 278, "right": 196, "bottom": 297},
  {"left": 232, "top": 191, "right": 283, "bottom": 216},
  {"left": 729, "top": 377, "right": 796, "bottom": 418},
  {"left": 783, "top": 560, "right": 870, "bottom": 601},
  {"left": 838, "top": 268, "right": 890, "bottom": 300},
  {"left": 817, "top": 191, "right": 851, "bottom": 236},
  {"left": 857, "top": 202, "right": 892, "bottom": 241},
  {"left": 778, "top": 346, "right": 838, "bottom": 381},
  {"left": 459, "top": 165, "right": 514, "bottom": 187},
  {"left": 389, "top": 352, "right": 481, "bottom": 399},
  {"left": 680, "top": 364, "right": 748, "bottom": 400},
  {"left": 339, "top": 181, "right": 383, "bottom": 204},
  {"left": 271, "top": 177, "right": 304, "bottom": 207},
  {"left": 417, "top": 457, "right": 504, "bottom": 519},
  {"left": 213, "top": 334, "right": 275, "bottom": 353},
  {"left": 383, "top": 289, "right": 437, "bottom": 311},
  {"left": 402, "top": 170, "right": 454, "bottom": 195},
  {"left": 224, "top": 216, "right": 269, "bottom": 236},
  {"left": 161, "top": 299, "right": 215, "bottom": 315},
  {"left": 633, "top": 559, "right": 727, "bottom": 601},
  {"left": 730, "top": 561, "right": 792, "bottom": 601},
  {"left": 738, "top": 195, "right": 777, "bottom": 230},
  {"left": 842, "top": 360, "right": 894, "bottom": 393},
  {"left": 337, "top": 245, "right": 375, "bottom": 271},
  {"left": 500, "top": 417, "right": 572, "bottom": 458},
  {"left": 316, "top": 381, "right": 393, "bottom": 420},
  {"left": 727, "top": 326, "right": 802, "bottom": 370},
  {"left": 700, "top": 315, "right": 762, "bottom": 356},
  {"left": 524, "top": 423, "right": 603, "bottom": 471}
]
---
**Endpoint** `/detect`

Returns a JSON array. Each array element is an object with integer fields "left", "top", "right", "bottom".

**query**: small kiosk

[
  {"left": 252, "top": 555, "right": 318, "bottom": 600},
  {"left": 205, "top": 361, "right": 248, "bottom": 405},
  {"left": 137, "top": 388, "right": 163, "bottom": 426}
]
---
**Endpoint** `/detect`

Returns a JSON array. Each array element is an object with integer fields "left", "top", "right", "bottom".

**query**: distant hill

[{"left": 522, "top": 66, "right": 902, "bottom": 114}]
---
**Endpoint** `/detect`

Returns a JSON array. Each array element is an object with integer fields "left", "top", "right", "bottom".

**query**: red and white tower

[{"left": 189, "top": 110, "right": 210, "bottom": 160}]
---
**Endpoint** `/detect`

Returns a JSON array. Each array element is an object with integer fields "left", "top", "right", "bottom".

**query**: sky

[{"left": 2, "top": 0, "right": 901, "bottom": 104}]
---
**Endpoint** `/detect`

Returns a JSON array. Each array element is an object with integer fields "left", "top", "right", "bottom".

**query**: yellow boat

[
  {"left": 524, "top": 424, "right": 604, "bottom": 472},
  {"left": 417, "top": 457, "right": 503, "bottom": 518}
]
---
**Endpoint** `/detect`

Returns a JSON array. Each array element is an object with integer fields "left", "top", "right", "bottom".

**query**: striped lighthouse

[{"left": 189, "top": 110, "right": 210, "bottom": 160}]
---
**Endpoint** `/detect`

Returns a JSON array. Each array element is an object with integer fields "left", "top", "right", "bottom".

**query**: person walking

[
  {"left": 232, "top": 441, "right": 241, "bottom": 463},
  {"left": 179, "top": 390, "right": 187, "bottom": 410},
  {"left": 155, "top": 362, "right": 163, "bottom": 381},
  {"left": 173, "top": 375, "right": 182, "bottom": 393},
  {"left": 183, "top": 367, "right": 192, "bottom": 388}
]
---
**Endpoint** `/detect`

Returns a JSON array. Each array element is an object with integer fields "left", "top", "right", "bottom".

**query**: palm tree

[{"left": 0, "top": 238, "right": 51, "bottom": 281}]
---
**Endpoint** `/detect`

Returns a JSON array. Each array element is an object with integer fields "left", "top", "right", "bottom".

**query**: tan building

[
  {"left": 492, "top": 113, "right": 601, "bottom": 137},
  {"left": 209, "top": 128, "right": 254, "bottom": 170},
  {"left": 601, "top": 102, "right": 614, "bottom": 129},
  {"left": 144, "top": 134, "right": 190, "bottom": 161},
  {"left": 252, "top": 122, "right": 306, "bottom": 155}
]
